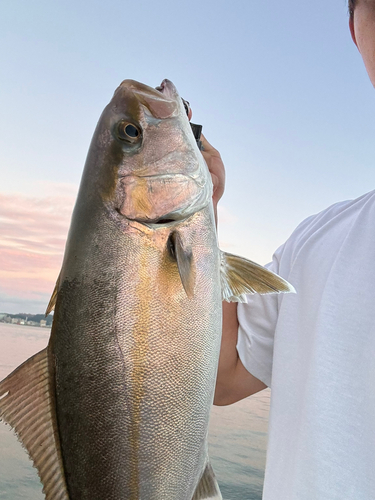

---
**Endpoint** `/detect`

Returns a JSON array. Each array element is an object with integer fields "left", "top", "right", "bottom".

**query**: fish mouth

[
  {"left": 156, "top": 79, "right": 190, "bottom": 115},
  {"left": 119, "top": 210, "right": 192, "bottom": 229},
  {"left": 142, "top": 217, "right": 184, "bottom": 229},
  {"left": 155, "top": 79, "right": 178, "bottom": 99}
]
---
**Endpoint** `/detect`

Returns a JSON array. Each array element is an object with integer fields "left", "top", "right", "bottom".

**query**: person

[{"left": 200, "top": 1, "right": 375, "bottom": 498}]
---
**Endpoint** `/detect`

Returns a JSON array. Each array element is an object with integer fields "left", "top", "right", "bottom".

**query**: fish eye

[{"left": 117, "top": 122, "right": 142, "bottom": 142}]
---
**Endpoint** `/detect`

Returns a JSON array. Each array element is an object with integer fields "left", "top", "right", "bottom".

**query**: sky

[{"left": 0, "top": 0, "right": 374, "bottom": 313}]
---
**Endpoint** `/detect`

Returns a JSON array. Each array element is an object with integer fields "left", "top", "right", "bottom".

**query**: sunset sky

[{"left": 1, "top": 0, "right": 374, "bottom": 313}]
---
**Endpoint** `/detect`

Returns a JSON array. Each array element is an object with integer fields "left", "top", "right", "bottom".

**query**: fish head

[{"left": 83, "top": 79, "right": 212, "bottom": 227}]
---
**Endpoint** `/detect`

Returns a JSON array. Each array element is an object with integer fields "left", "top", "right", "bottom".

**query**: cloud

[{"left": 0, "top": 184, "right": 77, "bottom": 313}]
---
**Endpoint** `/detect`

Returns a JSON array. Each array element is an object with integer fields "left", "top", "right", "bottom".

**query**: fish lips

[
  {"left": 117, "top": 173, "right": 211, "bottom": 226},
  {"left": 155, "top": 79, "right": 178, "bottom": 99}
]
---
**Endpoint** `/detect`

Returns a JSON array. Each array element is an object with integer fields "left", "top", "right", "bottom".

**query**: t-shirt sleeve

[
  {"left": 236, "top": 200, "right": 358, "bottom": 388},
  {"left": 236, "top": 245, "right": 285, "bottom": 388}
]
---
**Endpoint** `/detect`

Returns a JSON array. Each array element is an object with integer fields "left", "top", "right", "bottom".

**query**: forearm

[
  {"left": 214, "top": 302, "right": 267, "bottom": 406},
  {"left": 214, "top": 302, "right": 240, "bottom": 404}
]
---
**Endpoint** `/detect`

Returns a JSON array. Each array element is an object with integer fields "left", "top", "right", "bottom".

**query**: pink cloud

[
  {"left": 0, "top": 186, "right": 238, "bottom": 313},
  {"left": 0, "top": 185, "right": 77, "bottom": 308}
]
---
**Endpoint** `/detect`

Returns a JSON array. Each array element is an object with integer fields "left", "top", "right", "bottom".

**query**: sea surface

[{"left": 0, "top": 323, "right": 269, "bottom": 500}]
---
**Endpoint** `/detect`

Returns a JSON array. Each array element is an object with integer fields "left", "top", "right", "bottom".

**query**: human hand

[
  {"left": 200, "top": 134, "right": 225, "bottom": 208},
  {"left": 185, "top": 101, "right": 225, "bottom": 222}
]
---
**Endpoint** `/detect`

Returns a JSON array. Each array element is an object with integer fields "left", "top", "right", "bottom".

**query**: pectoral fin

[
  {"left": 168, "top": 231, "right": 196, "bottom": 298},
  {"left": 192, "top": 462, "right": 222, "bottom": 500},
  {"left": 0, "top": 348, "right": 69, "bottom": 500},
  {"left": 220, "top": 251, "right": 295, "bottom": 302}
]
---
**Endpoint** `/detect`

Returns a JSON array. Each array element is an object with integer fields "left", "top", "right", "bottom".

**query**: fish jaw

[
  {"left": 118, "top": 172, "right": 211, "bottom": 224},
  {"left": 155, "top": 78, "right": 179, "bottom": 100}
]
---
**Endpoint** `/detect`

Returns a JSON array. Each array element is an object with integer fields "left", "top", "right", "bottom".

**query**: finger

[
  {"left": 200, "top": 133, "right": 221, "bottom": 157},
  {"left": 199, "top": 135, "right": 225, "bottom": 204},
  {"left": 182, "top": 98, "right": 193, "bottom": 121}
]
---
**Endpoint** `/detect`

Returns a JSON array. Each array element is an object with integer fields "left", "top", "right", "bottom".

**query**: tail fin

[{"left": 0, "top": 349, "right": 69, "bottom": 500}]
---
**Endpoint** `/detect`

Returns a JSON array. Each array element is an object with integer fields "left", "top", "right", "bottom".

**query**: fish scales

[
  {"left": 51, "top": 209, "right": 220, "bottom": 499},
  {"left": 0, "top": 78, "right": 294, "bottom": 500}
]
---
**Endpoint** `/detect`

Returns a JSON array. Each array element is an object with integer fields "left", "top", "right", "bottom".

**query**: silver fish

[{"left": 0, "top": 79, "right": 294, "bottom": 500}]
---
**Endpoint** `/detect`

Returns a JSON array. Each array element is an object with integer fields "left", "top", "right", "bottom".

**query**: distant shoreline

[{"left": 0, "top": 321, "right": 51, "bottom": 329}]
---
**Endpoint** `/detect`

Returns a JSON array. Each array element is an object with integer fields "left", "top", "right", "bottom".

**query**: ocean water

[{"left": 0, "top": 323, "right": 269, "bottom": 500}]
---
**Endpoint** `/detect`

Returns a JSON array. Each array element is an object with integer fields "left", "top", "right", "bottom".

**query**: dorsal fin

[
  {"left": 0, "top": 348, "right": 69, "bottom": 500},
  {"left": 45, "top": 272, "right": 61, "bottom": 316},
  {"left": 220, "top": 251, "right": 296, "bottom": 302}
]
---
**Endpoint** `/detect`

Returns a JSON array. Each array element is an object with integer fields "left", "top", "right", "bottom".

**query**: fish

[{"left": 0, "top": 79, "right": 294, "bottom": 500}]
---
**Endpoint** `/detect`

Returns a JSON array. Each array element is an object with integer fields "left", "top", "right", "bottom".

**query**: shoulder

[
  {"left": 292, "top": 190, "right": 375, "bottom": 240},
  {"left": 276, "top": 190, "right": 375, "bottom": 271}
]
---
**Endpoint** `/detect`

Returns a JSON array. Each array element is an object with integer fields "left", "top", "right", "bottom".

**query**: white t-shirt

[{"left": 237, "top": 190, "right": 375, "bottom": 500}]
